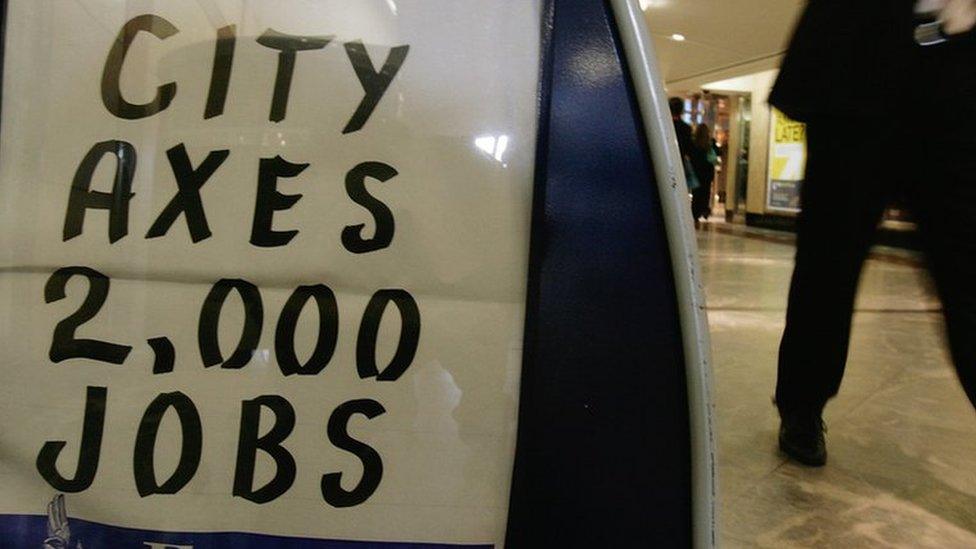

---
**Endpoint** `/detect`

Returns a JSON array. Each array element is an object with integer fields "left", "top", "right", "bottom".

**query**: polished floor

[{"left": 701, "top": 223, "right": 976, "bottom": 548}]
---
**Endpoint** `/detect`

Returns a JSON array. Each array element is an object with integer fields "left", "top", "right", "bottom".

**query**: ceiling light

[{"left": 671, "top": 33, "right": 686, "bottom": 42}]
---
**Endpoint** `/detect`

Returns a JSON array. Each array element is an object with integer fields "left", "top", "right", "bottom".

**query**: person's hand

[
  {"left": 942, "top": 0, "right": 976, "bottom": 34},
  {"left": 43, "top": 494, "right": 80, "bottom": 549}
]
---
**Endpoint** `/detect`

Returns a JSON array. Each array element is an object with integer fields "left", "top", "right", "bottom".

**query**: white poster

[{"left": 0, "top": 1, "right": 540, "bottom": 546}]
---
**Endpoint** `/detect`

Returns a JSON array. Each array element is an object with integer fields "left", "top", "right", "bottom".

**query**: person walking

[
  {"left": 670, "top": 97, "right": 705, "bottom": 221},
  {"left": 770, "top": 0, "right": 976, "bottom": 466},
  {"left": 689, "top": 124, "right": 716, "bottom": 226}
]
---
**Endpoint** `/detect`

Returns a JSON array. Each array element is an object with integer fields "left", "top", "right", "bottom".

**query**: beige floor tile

[{"left": 701, "top": 226, "right": 976, "bottom": 547}]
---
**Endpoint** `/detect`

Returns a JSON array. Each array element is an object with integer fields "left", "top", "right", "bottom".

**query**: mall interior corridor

[{"left": 701, "top": 224, "right": 976, "bottom": 548}]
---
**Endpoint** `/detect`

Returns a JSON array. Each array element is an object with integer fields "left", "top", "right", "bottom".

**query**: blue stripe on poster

[{"left": 0, "top": 514, "right": 492, "bottom": 549}]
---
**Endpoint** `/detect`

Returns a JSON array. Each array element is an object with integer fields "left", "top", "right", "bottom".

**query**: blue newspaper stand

[
  {"left": 0, "top": 0, "right": 713, "bottom": 547},
  {"left": 505, "top": 1, "right": 714, "bottom": 547}
]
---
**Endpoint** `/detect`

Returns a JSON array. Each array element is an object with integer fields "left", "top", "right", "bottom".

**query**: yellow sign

[
  {"left": 769, "top": 109, "right": 807, "bottom": 182},
  {"left": 767, "top": 108, "right": 807, "bottom": 211},
  {"left": 773, "top": 109, "right": 806, "bottom": 145}
]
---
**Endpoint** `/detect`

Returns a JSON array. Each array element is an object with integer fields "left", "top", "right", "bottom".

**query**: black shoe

[{"left": 778, "top": 410, "right": 827, "bottom": 467}]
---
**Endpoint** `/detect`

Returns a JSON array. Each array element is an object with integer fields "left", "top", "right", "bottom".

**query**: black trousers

[
  {"left": 775, "top": 101, "right": 976, "bottom": 414},
  {"left": 691, "top": 181, "right": 711, "bottom": 221}
]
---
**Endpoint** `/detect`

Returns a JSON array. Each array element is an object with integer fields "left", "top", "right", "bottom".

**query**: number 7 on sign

[{"left": 773, "top": 143, "right": 806, "bottom": 181}]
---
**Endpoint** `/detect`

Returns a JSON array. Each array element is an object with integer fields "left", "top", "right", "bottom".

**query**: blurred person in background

[
  {"left": 670, "top": 97, "right": 704, "bottom": 218},
  {"left": 770, "top": 0, "right": 976, "bottom": 466},
  {"left": 670, "top": 96, "right": 694, "bottom": 158},
  {"left": 690, "top": 123, "right": 717, "bottom": 227}
]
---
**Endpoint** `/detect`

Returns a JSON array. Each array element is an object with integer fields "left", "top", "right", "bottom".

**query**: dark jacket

[
  {"left": 689, "top": 143, "right": 715, "bottom": 187},
  {"left": 769, "top": 0, "right": 917, "bottom": 122},
  {"left": 673, "top": 118, "right": 694, "bottom": 157}
]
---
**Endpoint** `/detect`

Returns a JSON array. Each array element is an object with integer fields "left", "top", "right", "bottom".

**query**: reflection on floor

[{"left": 701, "top": 223, "right": 976, "bottom": 548}]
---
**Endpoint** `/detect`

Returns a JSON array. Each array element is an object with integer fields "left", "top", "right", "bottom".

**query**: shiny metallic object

[{"left": 915, "top": 20, "right": 949, "bottom": 45}]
